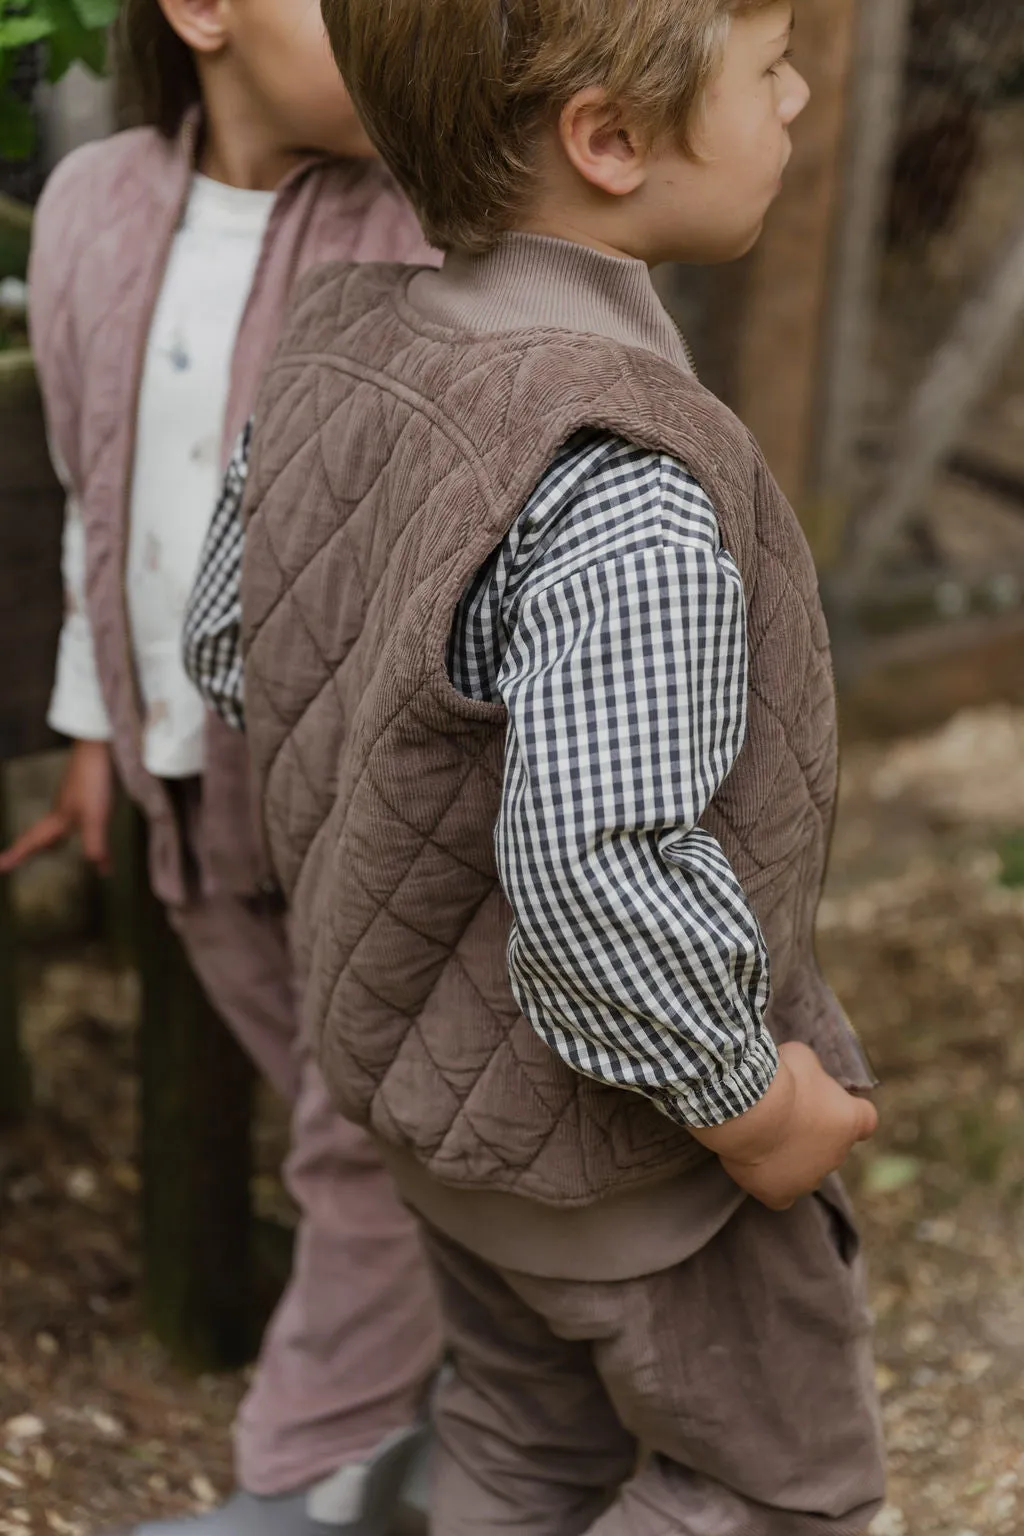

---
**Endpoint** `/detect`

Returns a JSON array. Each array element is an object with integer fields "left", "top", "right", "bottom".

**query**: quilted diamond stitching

[{"left": 242, "top": 270, "right": 854, "bottom": 1203}]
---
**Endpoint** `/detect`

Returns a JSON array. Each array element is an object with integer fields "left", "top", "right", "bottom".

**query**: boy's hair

[
  {"left": 321, "top": 0, "right": 778, "bottom": 253},
  {"left": 115, "top": 0, "right": 200, "bottom": 139}
]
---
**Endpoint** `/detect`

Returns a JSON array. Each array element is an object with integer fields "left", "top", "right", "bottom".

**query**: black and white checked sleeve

[
  {"left": 182, "top": 422, "right": 250, "bottom": 732},
  {"left": 449, "top": 431, "right": 776, "bottom": 1129}
]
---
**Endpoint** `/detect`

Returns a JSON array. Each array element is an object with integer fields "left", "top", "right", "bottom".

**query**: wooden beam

[
  {"left": 815, "top": 0, "right": 913, "bottom": 524},
  {"left": 131, "top": 806, "right": 258, "bottom": 1371},
  {"left": 842, "top": 209, "right": 1024, "bottom": 597},
  {"left": 839, "top": 611, "right": 1024, "bottom": 741},
  {"left": 0, "top": 770, "right": 31, "bottom": 1126},
  {"left": 0, "top": 192, "right": 32, "bottom": 280},
  {"left": 727, "top": 0, "right": 860, "bottom": 527},
  {"left": 0, "top": 353, "right": 55, "bottom": 1127},
  {"left": 0, "top": 352, "right": 63, "bottom": 761}
]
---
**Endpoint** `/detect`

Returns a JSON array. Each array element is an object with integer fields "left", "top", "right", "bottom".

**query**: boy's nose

[{"left": 780, "top": 68, "right": 811, "bottom": 126}]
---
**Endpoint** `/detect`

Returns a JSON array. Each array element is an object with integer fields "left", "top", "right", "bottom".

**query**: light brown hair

[
  {"left": 321, "top": 0, "right": 779, "bottom": 252},
  {"left": 115, "top": 0, "right": 200, "bottom": 138}
]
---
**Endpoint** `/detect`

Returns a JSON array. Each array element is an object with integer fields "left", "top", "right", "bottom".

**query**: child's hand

[
  {"left": 692, "top": 1041, "right": 877, "bottom": 1211},
  {"left": 0, "top": 739, "right": 113, "bottom": 876}
]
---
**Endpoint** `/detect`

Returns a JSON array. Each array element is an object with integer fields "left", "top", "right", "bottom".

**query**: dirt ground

[{"left": 2, "top": 704, "right": 1024, "bottom": 1536}]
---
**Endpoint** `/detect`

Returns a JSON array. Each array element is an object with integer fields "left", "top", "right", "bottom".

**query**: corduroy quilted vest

[{"left": 242, "top": 252, "right": 873, "bottom": 1209}]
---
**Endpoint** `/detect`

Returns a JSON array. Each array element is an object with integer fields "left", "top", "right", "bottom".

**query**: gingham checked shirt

[{"left": 184, "top": 425, "right": 777, "bottom": 1128}]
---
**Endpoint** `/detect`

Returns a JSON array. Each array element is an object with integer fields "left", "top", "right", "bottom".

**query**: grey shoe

[
  {"left": 110, "top": 1426, "right": 428, "bottom": 1536},
  {"left": 388, "top": 1433, "right": 430, "bottom": 1536}
]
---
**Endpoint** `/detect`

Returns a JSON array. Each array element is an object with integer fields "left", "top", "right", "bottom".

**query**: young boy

[{"left": 190, "top": 1, "right": 885, "bottom": 1529}]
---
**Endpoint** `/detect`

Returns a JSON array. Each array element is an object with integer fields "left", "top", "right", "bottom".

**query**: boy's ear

[
  {"left": 156, "top": 0, "right": 231, "bottom": 55},
  {"left": 557, "top": 89, "right": 648, "bottom": 198}
]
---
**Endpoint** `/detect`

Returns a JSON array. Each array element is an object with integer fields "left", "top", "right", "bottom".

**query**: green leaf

[
  {"left": 997, "top": 830, "right": 1024, "bottom": 888},
  {"left": 862, "top": 1155, "right": 921, "bottom": 1195},
  {"left": 45, "top": 5, "right": 108, "bottom": 80},
  {"left": 0, "top": 0, "right": 115, "bottom": 134},
  {"left": 70, "top": 0, "right": 120, "bottom": 26},
  {"left": 0, "top": 90, "right": 35, "bottom": 160},
  {"left": 0, "top": 14, "right": 56, "bottom": 48},
  {"left": 30, "top": 0, "right": 110, "bottom": 81}
]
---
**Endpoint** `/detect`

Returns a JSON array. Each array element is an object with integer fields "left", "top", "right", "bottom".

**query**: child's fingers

[
  {"left": 0, "top": 811, "right": 72, "bottom": 874},
  {"left": 851, "top": 1096, "right": 879, "bottom": 1143},
  {"left": 80, "top": 815, "right": 112, "bottom": 875}
]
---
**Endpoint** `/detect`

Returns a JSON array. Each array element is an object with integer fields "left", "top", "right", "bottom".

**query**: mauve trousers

[
  {"left": 169, "top": 889, "right": 443, "bottom": 1495},
  {"left": 422, "top": 1177, "right": 885, "bottom": 1536}
]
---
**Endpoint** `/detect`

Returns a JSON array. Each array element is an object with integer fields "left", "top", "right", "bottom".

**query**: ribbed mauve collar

[{"left": 406, "top": 232, "right": 693, "bottom": 373}]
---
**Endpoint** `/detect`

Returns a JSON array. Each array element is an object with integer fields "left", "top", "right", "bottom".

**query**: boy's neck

[
  {"left": 408, "top": 232, "right": 693, "bottom": 374},
  {"left": 518, "top": 212, "right": 647, "bottom": 267},
  {"left": 196, "top": 62, "right": 315, "bottom": 192},
  {"left": 520, "top": 137, "right": 661, "bottom": 266}
]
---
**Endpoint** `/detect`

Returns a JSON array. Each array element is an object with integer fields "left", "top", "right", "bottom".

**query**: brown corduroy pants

[{"left": 422, "top": 1175, "right": 885, "bottom": 1536}]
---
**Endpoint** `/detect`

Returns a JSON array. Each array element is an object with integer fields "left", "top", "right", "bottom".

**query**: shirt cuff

[
  {"left": 654, "top": 1032, "right": 780, "bottom": 1131},
  {"left": 47, "top": 639, "right": 113, "bottom": 741},
  {"left": 46, "top": 698, "right": 114, "bottom": 742}
]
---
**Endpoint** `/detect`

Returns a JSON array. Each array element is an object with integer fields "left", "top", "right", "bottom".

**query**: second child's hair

[
  {"left": 115, "top": 0, "right": 201, "bottom": 138},
  {"left": 322, "top": 0, "right": 780, "bottom": 253}
]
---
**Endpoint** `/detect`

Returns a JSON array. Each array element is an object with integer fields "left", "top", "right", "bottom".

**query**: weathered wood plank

[
  {"left": 0, "top": 193, "right": 32, "bottom": 281},
  {"left": 0, "top": 354, "right": 64, "bottom": 761},
  {"left": 131, "top": 805, "right": 258, "bottom": 1371},
  {"left": 839, "top": 611, "right": 1024, "bottom": 741},
  {"left": 842, "top": 209, "right": 1024, "bottom": 597},
  {"left": 815, "top": 0, "right": 913, "bottom": 523},
  {"left": 0, "top": 770, "right": 31, "bottom": 1126},
  {"left": 726, "top": 0, "right": 861, "bottom": 518}
]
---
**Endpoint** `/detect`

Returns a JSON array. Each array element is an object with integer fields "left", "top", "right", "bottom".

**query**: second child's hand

[
  {"left": 0, "top": 739, "right": 113, "bottom": 877},
  {"left": 691, "top": 1041, "right": 878, "bottom": 1211}
]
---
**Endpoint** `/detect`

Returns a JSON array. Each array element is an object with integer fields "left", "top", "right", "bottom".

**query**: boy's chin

[
  {"left": 675, "top": 219, "right": 767, "bottom": 267},
  {"left": 730, "top": 219, "right": 768, "bottom": 260}
]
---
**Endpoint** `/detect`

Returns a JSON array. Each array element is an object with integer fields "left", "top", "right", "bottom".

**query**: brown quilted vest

[{"left": 242, "top": 245, "right": 873, "bottom": 1210}]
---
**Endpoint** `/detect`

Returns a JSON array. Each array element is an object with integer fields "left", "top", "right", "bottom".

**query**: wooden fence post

[
  {"left": 0, "top": 770, "right": 31, "bottom": 1126},
  {"left": 814, "top": 0, "right": 914, "bottom": 543},
  {"left": 842, "top": 208, "right": 1024, "bottom": 596},
  {"left": 0, "top": 353, "right": 63, "bottom": 759},
  {"left": 130, "top": 806, "right": 257, "bottom": 1371},
  {"left": 0, "top": 351, "right": 59, "bottom": 1127},
  {"left": 727, "top": 0, "right": 862, "bottom": 540}
]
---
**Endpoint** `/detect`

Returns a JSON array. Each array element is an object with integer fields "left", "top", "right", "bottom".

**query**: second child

[{"left": 6, "top": 2, "right": 443, "bottom": 1532}]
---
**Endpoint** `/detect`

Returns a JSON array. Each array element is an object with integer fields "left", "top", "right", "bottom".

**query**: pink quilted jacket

[{"left": 28, "top": 117, "right": 434, "bottom": 905}]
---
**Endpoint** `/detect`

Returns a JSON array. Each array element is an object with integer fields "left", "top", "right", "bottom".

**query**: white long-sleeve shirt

[{"left": 47, "top": 172, "right": 275, "bottom": 777}]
